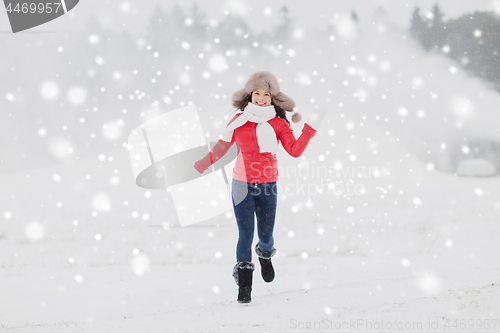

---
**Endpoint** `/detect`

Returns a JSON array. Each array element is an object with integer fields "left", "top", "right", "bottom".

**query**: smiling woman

[{"left": 193, "top": 71, "right": 328, "bottom": 304}]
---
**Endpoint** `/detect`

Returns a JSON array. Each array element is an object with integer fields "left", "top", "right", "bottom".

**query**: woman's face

[{"left": 251, "top": 89, "right": 272, "bottom": 107}]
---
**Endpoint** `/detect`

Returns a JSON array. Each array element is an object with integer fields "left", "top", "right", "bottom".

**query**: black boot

[
  {"left": 232, "top": 261, "right": 254, "bottom": 303},
  {"left": 255, "top": 244, "right": 276, "bottom": 283}
]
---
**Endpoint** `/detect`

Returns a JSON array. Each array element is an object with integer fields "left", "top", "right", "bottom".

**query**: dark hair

[{"left": 234, "top": 93, "right": 292, "bottom": 129}]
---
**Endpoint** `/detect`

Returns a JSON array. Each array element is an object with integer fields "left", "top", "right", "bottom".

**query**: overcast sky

[{"left": 1, "top": 0, "right": 498, "bottom": 35}]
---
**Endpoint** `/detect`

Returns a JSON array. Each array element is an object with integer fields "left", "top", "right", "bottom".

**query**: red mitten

[
  {"left": 194, "top": 152, "right": 212, "bottom": 173},
  {"left": 194, "top": 140, "right": 234, "bottom": 174}
]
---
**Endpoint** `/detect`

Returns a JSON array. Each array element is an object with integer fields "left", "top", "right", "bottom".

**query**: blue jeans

[{"left": 231, "top": 178, "right": 278, "bottom": 262}]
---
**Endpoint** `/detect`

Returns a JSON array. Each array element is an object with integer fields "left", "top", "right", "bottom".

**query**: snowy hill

[{"left": 277, "top": 14, "right": 500, "bottom": 175}]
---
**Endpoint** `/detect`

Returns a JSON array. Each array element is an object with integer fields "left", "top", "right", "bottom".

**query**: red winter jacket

[{"left": 194, "top": 112, "right": 317, "bottom": 184}]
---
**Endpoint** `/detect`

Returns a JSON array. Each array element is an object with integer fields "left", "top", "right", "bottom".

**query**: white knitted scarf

[{"left": 221, "top": 102, "right": 278, "bottom": 154}]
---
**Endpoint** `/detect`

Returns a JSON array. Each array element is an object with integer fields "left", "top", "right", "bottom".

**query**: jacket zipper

[{"left": 253, "top": 124, "right": 258, "bottom": 187}]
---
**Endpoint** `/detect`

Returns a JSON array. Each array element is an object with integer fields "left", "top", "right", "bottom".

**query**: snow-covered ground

[
  {"left": 2, "top": 114, "right": 500, "bottom": 332},
  {"left": 2, "top": 9, "right": 500, "bottom": 333}
]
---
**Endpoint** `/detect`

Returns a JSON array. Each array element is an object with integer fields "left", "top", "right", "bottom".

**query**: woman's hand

[
  {"left": 193, "top": 140, "right": 233, "bottom": 174},
  {"left": 304, "top": 106, "right": 328, "bottom": 130},
  {"left": 194, "top": 159, "right": 208, "bottom": 173}
]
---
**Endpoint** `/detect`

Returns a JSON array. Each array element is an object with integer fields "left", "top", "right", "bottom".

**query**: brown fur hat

[{"left": 232, "top": 71, "right": 302, "bottom": 123}]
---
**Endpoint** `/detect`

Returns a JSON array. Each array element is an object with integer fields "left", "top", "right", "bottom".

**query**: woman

[{"left": 194, "top": 71, "right": 327, "bottom": 303}]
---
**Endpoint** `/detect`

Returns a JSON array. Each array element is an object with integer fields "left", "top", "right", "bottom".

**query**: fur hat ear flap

[
  {"left": 231, "top": 88, "right": 249, "bottom": 109},
  {"left": 273, "top": 91, "right": 296, "bottom": 112},
  {"left": 291, "top": 112, "right": 302, "bottom": 123}
]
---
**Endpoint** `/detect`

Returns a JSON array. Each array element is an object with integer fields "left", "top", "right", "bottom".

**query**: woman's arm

[
  {"left": 194, "top": 139, "right": 234, "bottom": 173},
  {"left": 194, "top": 112, "right": 241, "bottom": 173},
  {"left": 278, "top": 121, "right": 317, "bottom": 158}
]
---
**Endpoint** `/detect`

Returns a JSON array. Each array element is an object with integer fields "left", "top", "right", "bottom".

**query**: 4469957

[
  {"left": 444, "top": 319, "right": 499, "bottom": 330},
  {"left": 6, "top": 2, "right": 63, "bottom": 14}
]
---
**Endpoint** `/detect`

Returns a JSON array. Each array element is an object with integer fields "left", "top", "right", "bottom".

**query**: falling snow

[{"left": 1, "top": 2, "right": 500, "bottom": 332}]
